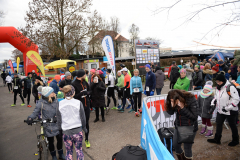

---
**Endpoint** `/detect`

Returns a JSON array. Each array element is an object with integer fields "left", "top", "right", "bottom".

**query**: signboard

[
  {"left": 84, "top": 59, "right": 99, "bottom": 63},
  {"left": 26, "top": 51, "right": 45, "bottom": 77},
  {"left": 135, "top": 39, "right": 160, "bottom": 75}
]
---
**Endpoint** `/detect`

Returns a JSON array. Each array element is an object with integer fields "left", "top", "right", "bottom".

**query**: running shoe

[
  {"left": 126, "top": 105, "right": 131, "bottom": 109},
  {"left": 128, "top": 109, "right": 135, "bottom": 113},
  {"left": 106, "top": 107, "right": 110, "bottom": 114},
  {"left": 117, "top": 105, "right": 122, "bottom": 109},
  {"left": 111, "top": 106, "right": 118, "bottom": 110},
  {"left": 11, "top": 104, "right": 16, "bottom": 107},
  {"left": 21, "top": 103, "right": 25, "bottom": 106},
  {"left": 118, "top": 108, "right": 124, "bottom": 113},
  {"left": 27, "top": 105, "right": 32, "bottom": 108},
  {"left": 135, "top": 112, "right": 140, "bottom": 117},
  {"left": 138, "top": 109, "right": 142, "bottom": 114},
  {"left": 9, "top": 92, "right": 11, "bottom": 93},
  {"left": 85, "top": 140, "right": 91, "bottom": 148}
]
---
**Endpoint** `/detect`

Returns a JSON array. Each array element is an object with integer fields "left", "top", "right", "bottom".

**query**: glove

[
  {"left": 208, "top": 105, "right": 216, "bottom": 114},
  {"left": 82, "top": 90, "right": 88, "bottom": 95},
  {"left": 144, "top": 90, "right": 147, "bottom": 95},
  {"left": 150, "top": 91, "right": 154, "bottom": 96},
  {"left": 214, "top": 99, "right": 217, "bottom": 105},
  {"left": 26, "top": 117, "right": 33, "bottom": 126},
  {"left": 222, "top": 107, "right": 228, "bottom": 113}
]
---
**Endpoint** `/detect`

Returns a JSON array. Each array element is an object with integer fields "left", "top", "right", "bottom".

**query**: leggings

[
  {"left": 13, "top": 89, "right": 25, "bottom": 104},
  {"left": 84, "top": 107, "right": 90, "bottom": 141},
  {"left": 63, "top": 131, "right": 84, "bottom": 160},
  {"left": 122, "top": 89, "right": 134, "bottom": 110},
  {"left": 24, "top": 89, "right": 31, "bottom": 105},
  {"left": 173, "top": 129, "right": 196, "bottom": 158},
  {"left": 107, "top": 87, "right": 116, "bottom": 107},
  {"left": 95, "top": 106, "right": 104, "bottom": 119},
  {"left": 47, "top": 134, "right": 63, "bottom": 152},
  {"left": 133, "top": 92, "right": 142, "bottom": 112},
  {"left": 202, "top": 118, "right": 212, "bottom": 126},
  {"left": 7, "top": 83, "right": 12, "bottom": 92}
]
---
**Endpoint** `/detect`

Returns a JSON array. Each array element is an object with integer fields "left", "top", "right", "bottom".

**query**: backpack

[
  {"left": 157, "top": 128, "right": 174, "bottom": 156},
  {"left": 226, "top": 82, "right": 240, "bottom": 108},
  {"left": 112, "top": 145, "right": 147, "bottom": 160}
]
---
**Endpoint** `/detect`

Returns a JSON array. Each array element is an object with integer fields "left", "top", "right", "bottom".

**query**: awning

[{"left": 45, "top": 59, "right": 76, "bottom": 69}]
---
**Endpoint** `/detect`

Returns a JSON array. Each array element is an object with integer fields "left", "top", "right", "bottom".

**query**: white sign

[
  {"left": 136, "top": 49, "right": 142, "bottom": 54},
  {"left": 154, "top": 49, "right": 159, "bottom": 54},
  {"left": 148, "top": 49, "right": 154, "bottom": 54}
]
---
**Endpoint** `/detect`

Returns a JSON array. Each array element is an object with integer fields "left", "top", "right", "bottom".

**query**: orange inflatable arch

[{"left": 0, "top": 26, "right": 38, "bottom": 76}]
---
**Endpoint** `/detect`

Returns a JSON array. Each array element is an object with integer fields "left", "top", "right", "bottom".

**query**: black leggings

[
  {"left": 47, "top": 134, "right": 63, "bottom": 152},
  {"left": 84, "top": 107, "right": 90, "bottom": 141},
  {"left": 133, "top": 92, "right": 142, "bottom": 112},
  {"left": 170, "top": 81, "right": 176, "bottom": 89},
  {"left": 7, "top": 83, "right": 12, "bottom": 92},
  {"left": 107, "top": 87, "right": 116, "bottom": 107},
  {"left": 173, "top": 129, "right": 196, "bottom": 158},
  {"left": 95, "top": 106, "right": 104, "bottom": 119},
  {"left": 13, "top": 89, "right": 25, "bottom": 104},
  {"left": 24, "top": 89, "right": 31, "bottom": 105}
]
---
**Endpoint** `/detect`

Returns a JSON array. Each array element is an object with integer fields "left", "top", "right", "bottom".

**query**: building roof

[{"left": 89, "top": 30, "right": 129, "bottom": 44}]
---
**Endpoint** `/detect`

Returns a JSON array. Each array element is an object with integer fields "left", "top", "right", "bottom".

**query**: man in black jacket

[
  {"left": 1, "top": 70, "right": 7, "bottom": 86},
  {"left": 72, "top": 69, "right": 91, "bottom": 148},
  {"left": 11, "top": 73, "right": 25, "bottom": 107},
  {"left": 169, "top": 61, "right": 180, "bottom": 89},
  {"left": 21, "top": 72, "right": 32, "bottom": 107},
  {"left": 193, "top": 65, "right": 203, "bottom": 90},
  {"left": 59, "top": 71, "right": 72, "bottom": 90},
  {"left": 32, "top": 70, "right": 37, "bottom": 85}
]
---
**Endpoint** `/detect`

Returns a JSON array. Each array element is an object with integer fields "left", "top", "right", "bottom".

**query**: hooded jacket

[
  {"left": 116, "top": 74, "right": 124, "bottom": 88},
  {"left": 49, "top": 79, "right": 59, "bottom": 95},
  {"left": 12, "top": 77, "right": 22, "bottom": 90},
  {"left": 211, "top": 80, "right": 239, "bottom": 115},
  {"left": 174, "top": 76, "right": 190, "bottom": 91},
  {"left": 5, "top": 75, "right": 12, "bottom": 83},
  {"left": 145, "top": 71, "right": 156, "bottom": 91},
  {"left": 59, "top": 79, "right": 72, "bottom": 88},
  {"left": 193, "top": 70, "right": 203, "bottom": 87},
  {"left": 170, "top": 66, "right": 180, "bottom": 82},
  {"left": 21, "top": 77, "right": 32, "bottom": 89},
  {"left": 155, "top": 70, "right": 166, "bottom": 88},
  {"left": 185, "top": 64, "right": 194, "bottom": 80},
  {"left": 130, "top": 76, "right": 143, "bottom": 95},
  {"left": 197, "top": 95, "right": 214, "bottom": 119},
  {"left": 202, "top": 69, "right": 213, "bottom": 81}
]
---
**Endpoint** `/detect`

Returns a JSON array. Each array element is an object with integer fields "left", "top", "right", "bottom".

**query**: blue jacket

[
  {"left": 130, "top": 76, "right": 143, "bottom": 95},
  {"left": 50, "top": 79, "right": 59, "bottom": 95},
  {"left": 236, "top": 74, "right": 240, "bottom": 85},
  {"left": 145, "top": 71, "right": 156, "bottom": 91},
  {"left": 101, "top": 67, "right": 107, "bottom": 77}
]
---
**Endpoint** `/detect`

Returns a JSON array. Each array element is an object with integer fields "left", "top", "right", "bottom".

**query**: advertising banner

[
  {"left": 16, "top": 57, "right": 20, "bottom": 73},
  {"left": 141, "top": 102, "right": 175, "bottom": 160},
  {"left": 8, "top": 60, "right": 14, "bottom": 73},
  {"left": 26, "top": 50, "right": 45, "bottom": 77},
  {"left": 102, "top": 35, "right": 116, "bottom": 77}
]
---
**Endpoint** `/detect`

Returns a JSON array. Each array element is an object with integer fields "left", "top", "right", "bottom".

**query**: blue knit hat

[
  {"left": 145, "top": 64, "right": 151, "bottom": 69},
  {"left": 41, "top": 87, "right": 54, "bottom": 97}
]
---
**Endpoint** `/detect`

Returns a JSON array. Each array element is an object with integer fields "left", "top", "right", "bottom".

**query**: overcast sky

[{"left": 0, "top": 0, "right": 240, "bottom": 62}]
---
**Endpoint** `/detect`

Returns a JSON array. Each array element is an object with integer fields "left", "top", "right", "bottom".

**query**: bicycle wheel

[{"left": 39, "top": 141, "right": 48, "bottom": 160}]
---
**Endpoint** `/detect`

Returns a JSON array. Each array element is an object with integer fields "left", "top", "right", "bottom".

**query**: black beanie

[
  {"left": 107, "top": 69, "right": 111, "bottom": 73},
  {"left": 76, "top": 69, "right": 85, "bottom": 78},
  {"left": 36, "top": 76, "right": 41, "bottom": 81},
  {"left": 72, "top": 71, "right": 77, "bottom": 77},
  {"left": 155, "top": 66, "right": 161, "bottom": 71},
  {"left": 216, "top": 72, "right": 226, "bottom": 83},
  {"left": 28, "top": 72, "right": 32, "bottom": 75}
]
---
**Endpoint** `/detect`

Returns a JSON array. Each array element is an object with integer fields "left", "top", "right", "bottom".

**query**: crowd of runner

[{"left": 1, "top": 53, "right": 240, "bottom": 159}]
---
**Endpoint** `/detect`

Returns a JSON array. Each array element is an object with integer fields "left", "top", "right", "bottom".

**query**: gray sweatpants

[{"left": 173, "top": 129, "right": 196, "bottom": 158}]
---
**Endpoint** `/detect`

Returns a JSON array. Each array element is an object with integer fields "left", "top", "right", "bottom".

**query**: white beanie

[{"left": 41, "top": 87, "right": 54, "bottom": 97}]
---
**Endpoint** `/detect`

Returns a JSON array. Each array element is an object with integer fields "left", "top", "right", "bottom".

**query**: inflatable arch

[{"left": 0, "top": 26, "right": 38, "bottom": 76}]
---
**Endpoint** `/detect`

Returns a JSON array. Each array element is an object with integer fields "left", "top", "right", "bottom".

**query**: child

[{"left": 197, "top": 81, "right": 214, "bottom": 137}]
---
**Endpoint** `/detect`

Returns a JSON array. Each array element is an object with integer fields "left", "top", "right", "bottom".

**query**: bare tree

[
  {"left": 18, "top": 0, "right": 96, "bottom": 60},
  {"left": 129, "top": 24, "right": 140, "bottom": 56},
  {"left": 0, "top": 10, "right": 5, "bottom": 26},
  {"left": 11, "top": 49, "right": 23, "bottom": 61},
  {"left": 109, "top": 16, "right": 121, "bottom": 57}
]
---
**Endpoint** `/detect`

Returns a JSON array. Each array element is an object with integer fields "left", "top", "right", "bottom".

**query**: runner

[
  {"left": 130, "top": 69, "right": 143, "bottom": 117},
  {"left": 1, "top": 70, "right": 7, "bottom": 86},
  {"left": 21, "top": 72, "right": 32, "bottom": 107},
  {"left": 118, "top": 68, "right": 134, "bottom": 113},
  {"left": 32, "top": 70, "right": 37, "bottom": 85},
  {"left": 144, "top": 64, "right": 156, "bottom": 96},
  {"left": 72, "top": 69, "right": 91, "bottom": 148},
  {"left": 115, "top": 71, "right": 124, "bottom": 109},
  {"left": 5, "top": 73, "right": 13, "bottom": 93},
  {"left": 11, "top": 73, "right": 25, "bottom": 107},
  {"left": 105, "top": 69, "right": 117, "bottom": 111}
]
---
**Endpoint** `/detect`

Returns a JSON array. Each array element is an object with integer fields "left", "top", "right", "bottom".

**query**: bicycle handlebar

[{"left": 24, "top": 118, "right": 56, "bottom": 124}]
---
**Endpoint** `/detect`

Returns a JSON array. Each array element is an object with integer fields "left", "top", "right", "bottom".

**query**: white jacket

[
  {"left": 211, "top": 81, "right": 239, "bottom": 115},
  {"left": 59, "top": 98, "right": 82, "bottom": 131},
  {"left": 5, "top": 76, "right": 12, "bottom": 83},
  {"left": 105, "top": 74, "right": 115, "bottom": 87}
]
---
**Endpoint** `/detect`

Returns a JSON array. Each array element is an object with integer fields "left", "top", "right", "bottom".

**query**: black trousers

[
  {"left": 7, "top": 83, "right": 12, "bottom": 92},
  {"left": 95, "top": 106, "right": 104, "bottom": 119},
  {"left": 170, "top": 81, "right": 176, "bottom": 89},
  {"left": 47, "top": 133, "right": 63, "bottom": 152},
  {"left": 84, "top": 106, "right": 90, "bottom": 141},
  {"left": 24, "top": 89, "right": 31, "bottom": 105},
  {"left": 133, "top": 92, "right": 142, "bottom": 112},
  {"left": 13, "top": 89, "right": 25, "bottom": 104},
  {"left": 107, "top": 87, "right": 116, "bottom": 107},
  {"left": 216, "top": 112, "right": 238, "bottom": 137}
]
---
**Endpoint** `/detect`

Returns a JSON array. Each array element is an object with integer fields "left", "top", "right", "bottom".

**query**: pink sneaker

[
  {"left": 200, "top": 124, "right": 206, "bottom": 135},
  {"left": 205, "top": 126, "right": 213, "bottom": 137}
]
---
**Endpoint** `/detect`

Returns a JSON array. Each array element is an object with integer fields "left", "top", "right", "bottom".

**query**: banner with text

[
  {"left": 16, "top": 57, "right": 20, "bottom": 73},
  {"left": 26, "top": 51, "right": 45, "bottom": 77},
  {"left": 8, "top": 60, "right": 14, "bottom": 73}
]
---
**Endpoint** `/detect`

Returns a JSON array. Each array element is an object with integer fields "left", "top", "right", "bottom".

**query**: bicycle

[{"left": 24, "top": 118, "right": 55, "bottom": 160}]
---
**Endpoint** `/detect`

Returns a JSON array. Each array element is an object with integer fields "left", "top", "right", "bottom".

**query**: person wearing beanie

[
  {"left": 59, "top": 71, "right": 72, "bottom": 90},
  {"left": 155, "top": 66, "right": 166, "bottom": 95},
  {"left": 169, "top": 61, "right": 180, "bottom": 89},
  {"left": 105, "top": 69, "right": 117, "bottom": 111},
  {"left": 32, "top": 70, "right": 37, "bottom": 85},
  {"left": 197, "top": 81, "right": 215, "bottom": 137},
  {"left": 174, "top": 69, "right": 190, "bottom": 91},
  {"left": 32, "top": 76, "right": 45, "bottom": 104},
  {"left": 88, "top": 68, "right": 96, "bottom": 85},
  {"left": 21, "top": 72, "right": 33, "bottom": 107},
  {"left": 60, "top": 68, "right": 65, "bottom": 80},
  {"left": 50, "top": 75, "right": 61, "bottom": 95},
  {"left": 57, "top": 85, "right": 87, "bottom": 160},
  {"left": 72, "top": 69, "right": 91, "bottom": 148},
  {"left": 11, "top": 73, "right": 25, "bottom": 107},
  {"left": 144, "top": 64, "right": 156, "bottom": 96},
  {"left": 207, "top": 72, "right": 240, "bottom": 146},
  {"left": 218, "top": 60, "right": 230, "bottom": 80},
  {"left": 192, "top": 65, "right": 203, "bottom": 90},
  {"left": 26, "top": 86, "right": 65, "bottom": 160}
]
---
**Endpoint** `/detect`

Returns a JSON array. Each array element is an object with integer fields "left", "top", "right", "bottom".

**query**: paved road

[{"left": 0, "top": 79, "right": 239, "bottom": 160}]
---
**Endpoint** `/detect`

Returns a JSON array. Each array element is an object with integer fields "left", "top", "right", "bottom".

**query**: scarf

[
  {"left": 200, "top": 90, "right": 213, "bottom": 98},
  {"left": 217, "top": 81, "right": 226, "bottom": 90}
]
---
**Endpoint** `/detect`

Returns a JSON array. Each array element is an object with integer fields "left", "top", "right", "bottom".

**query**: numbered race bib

[
  {"left": 134, "top": 88, "right": 140, "bottom": 93},
  {"left": 146, "top": 86, "right": 149, "bottom": 92},
  {"left": 14, "top": 86, "right": 18, "bottom": 90}
]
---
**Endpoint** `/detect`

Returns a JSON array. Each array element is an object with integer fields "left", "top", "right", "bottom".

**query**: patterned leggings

[{"left": 63, "top": 131, "right": 84, "bottom": 160}]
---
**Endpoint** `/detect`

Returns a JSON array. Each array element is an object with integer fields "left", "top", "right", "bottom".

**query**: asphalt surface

[{"left": 0, "top": 79, "right": 239, "bottom": 160}]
